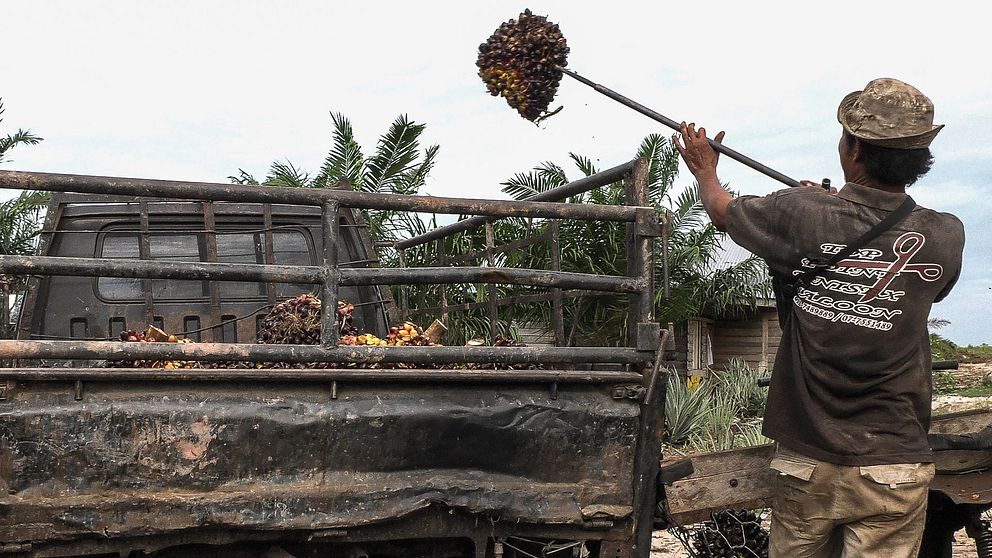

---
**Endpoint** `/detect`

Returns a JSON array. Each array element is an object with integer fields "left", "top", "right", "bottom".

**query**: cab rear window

[{"left": 97, "top": 228, "right": 313, "bottom": 302}]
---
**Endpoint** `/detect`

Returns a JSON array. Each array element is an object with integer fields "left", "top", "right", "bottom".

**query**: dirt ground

[{"left": 650, "top": 362, "right": 992, "bottom": 557}]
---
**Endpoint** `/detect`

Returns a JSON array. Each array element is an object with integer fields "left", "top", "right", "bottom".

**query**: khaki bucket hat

[{"left": 837, "top": 77, "right": 943, "bottom": 149}]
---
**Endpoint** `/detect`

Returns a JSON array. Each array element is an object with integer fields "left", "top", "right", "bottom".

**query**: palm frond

[
  {"left": 363, "top": 114, "right": 427, "bottom": 195},
  {"left": 265, "top": 160, "right": 311, "bottom": 188},
  {"left": 316, "top": 112, "right": 364, "bottom": 189},
  {"left": 228, "top": 169, "right": 260, "bottom": 185},
  {"left": 401, "top": 144, "right": 440, "bottom": 193},
  {"left": 568, "top": 153, "right": 598, "bottom": 177},
  {"left": 500, "top": 162, "right": 569, "bottom": 201}
]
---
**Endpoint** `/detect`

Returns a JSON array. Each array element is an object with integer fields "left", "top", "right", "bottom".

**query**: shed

[{"left": 683, "top": 237, "right": 780, "bottom": 376}]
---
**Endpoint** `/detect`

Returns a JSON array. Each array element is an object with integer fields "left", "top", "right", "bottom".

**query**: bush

[
  {"left": 709, "top": 357, "right": 766, "bottom": 418},
  {"left": 665, "top": 372, "right": 714, "bottom": 446},
  {"left": 664, "top": 359, "right": 771, "bottom": 454}
]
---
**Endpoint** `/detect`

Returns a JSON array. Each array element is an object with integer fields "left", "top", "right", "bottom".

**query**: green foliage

[
  {"left": 664, "top": 372, "right": 714, "bottom": 446},
  {"left": 933, "top": 371, "right": 957, "bottom": 394},
  {"left": 709, "top": 357, "right": 767, "bottom": 418},
  {"left": 665, "top": 359, "right": 771, "bottom": 454},
  {"left": 930, "top": 333, "right": 959, "bottom": 361},
  {"left": 495, "top": 134, "right": 768, "bottom": 346}
]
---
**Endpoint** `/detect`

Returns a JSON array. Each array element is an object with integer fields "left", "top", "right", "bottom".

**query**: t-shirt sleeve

[
  {"left": 934, "top": 215, "right": 966, "bottom": 303},
  {"left": 724, "top": 193, "right": 786, "bottom": 262}
]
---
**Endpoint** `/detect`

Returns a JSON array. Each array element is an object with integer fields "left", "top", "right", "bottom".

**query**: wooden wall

[{"left": 711, "top": 308, "right": 781, "bottom": 373}]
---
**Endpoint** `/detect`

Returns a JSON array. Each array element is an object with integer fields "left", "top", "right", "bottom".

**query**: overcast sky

[{"left": 1, "top": 1, "right": 989, "bottom": 344}]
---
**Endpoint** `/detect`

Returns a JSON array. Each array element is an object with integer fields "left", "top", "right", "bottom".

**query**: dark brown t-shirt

[{"left": 726, "top": 182, "right": 965, "bottom": 466}]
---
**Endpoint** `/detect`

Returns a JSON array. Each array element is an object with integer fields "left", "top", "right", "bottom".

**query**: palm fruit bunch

[
  {"left": 256, "top": 294, "right": 323, "bottom": 345},
  {"left": 110, "top": 326, "right": 194, "bottom": 369},
  {"left": 477, "top": 9, "right": 569, "bottom": 121},
  {"left": 336, "top": 301, "right": 359, "bottom": 336},
  {"left": 689, "top": 509, "right": 768, "bottom": 558}
]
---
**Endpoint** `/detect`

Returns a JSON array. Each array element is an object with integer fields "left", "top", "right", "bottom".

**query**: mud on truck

[{"left": 0, "top": 160, "right": 686, "bottom": 558}]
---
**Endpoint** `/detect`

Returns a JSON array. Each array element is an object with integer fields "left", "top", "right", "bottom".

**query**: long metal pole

[
  {"left": 394, "top": 159, "right": 639, "bottom": 250},
  {"left": 560, "top": 68, "right": 802, "bottom": 188},
  {"left": 0, "top": 340, "right": 652, "bottom": 365},
  {"left": 0, "top": 367, "right": 642, "bottom": 384},
  {"left": 0, "top": 170, "right": 640, "bottom": 221},
  {"left": 0, "top": 255, "right": 645, "bottom": 292}
]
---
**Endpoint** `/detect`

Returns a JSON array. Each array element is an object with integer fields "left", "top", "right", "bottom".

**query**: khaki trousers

[{"left": 769, "top": 446, "right": 935, "bottom": 558}]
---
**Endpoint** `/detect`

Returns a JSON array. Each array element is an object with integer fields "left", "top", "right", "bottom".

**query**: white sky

[{"left": 1, "top": 0, "right": 990, "bottom": 344}]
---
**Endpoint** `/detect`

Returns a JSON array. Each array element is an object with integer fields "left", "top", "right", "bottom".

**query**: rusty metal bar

[
  {"left": 485, "top": 223, "right": 498, "bottom": 340},
  {"left": 138, "top": 201, "right": 154, "bottom": 326},
  {"left": 397, "top": 248, "right": 408, "bottom": 320},
  {"left": 262, "top": 204, "right": 277, "bottom": 306},
  {"left": 0, "top": 367, "right": 642, "bottom": 384},
  {"left": 0, "top": 340, "right": 652, "bottom": 365},
  {"left": 0, "top": 170, "right": 639, "bottom": 222},
  {"left": 625, "top": 162, "right": 655, "bottom": 347},
  {"left": 321, "top": 200, "right": 340, "bottom": 346},
  {"left": 623, "top": 158, "right": 660, "bottom": 556},
  {"left": 550, "top": 220, "right": 565, "bottom": 347},
  {"left": 202, "top": 201, "right": 223, "bottom": 342},
  {"left": 0, "top": 254, "right": 324, "bottom": 284},
  {"left": 0, "top": 255, "right": 644, "bottom": 292},
  {"left": 662, "top": 209, "right": 672, "bottom": 299},
  {"left": 437, "top": 239, "right": 448, "bottom": 323},
  {"left": 393, "top": 160, "right": 638, "bottom": 249}
]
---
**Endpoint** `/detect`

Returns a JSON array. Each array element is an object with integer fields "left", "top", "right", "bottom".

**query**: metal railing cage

[{"left": 0, "top": 158, "right": 668, "bottom": 380}]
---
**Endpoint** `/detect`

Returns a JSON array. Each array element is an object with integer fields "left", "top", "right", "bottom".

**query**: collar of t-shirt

[{"left": 836, "top": 182, "right": 910, "bottom": 211}]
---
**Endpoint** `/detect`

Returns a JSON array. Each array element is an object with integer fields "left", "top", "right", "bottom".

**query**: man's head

[{"left": 837, "top": 78, "right": 940, "bottom": 188}]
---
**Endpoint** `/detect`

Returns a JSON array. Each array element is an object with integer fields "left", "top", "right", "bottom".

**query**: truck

[{"left": 0, "top": 160, "right": 678, "bottom": 558}]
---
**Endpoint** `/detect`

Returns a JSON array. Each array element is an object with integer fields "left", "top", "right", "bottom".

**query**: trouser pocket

[{"left": 859, "top": 463, "right": 935, "bottom": 489}]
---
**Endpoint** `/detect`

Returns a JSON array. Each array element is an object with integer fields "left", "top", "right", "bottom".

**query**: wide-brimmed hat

[{"left": 837, "top": 78, "right": 943, "bottom": 149}]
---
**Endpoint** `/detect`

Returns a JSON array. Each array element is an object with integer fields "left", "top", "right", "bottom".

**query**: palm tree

[
  {"left": 231, "top": 112, "right": 439, "bottom": 256},
  {"left": 0, "top": 98, "right": 46, "bottom": 338}
]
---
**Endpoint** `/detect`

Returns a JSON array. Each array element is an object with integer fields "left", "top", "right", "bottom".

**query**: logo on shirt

[
  {"left": 793, "top": 232, "right": 944, "bottom": 331},
  {"left": 829, "top": 232, "right": 943, "bottom": 302}
]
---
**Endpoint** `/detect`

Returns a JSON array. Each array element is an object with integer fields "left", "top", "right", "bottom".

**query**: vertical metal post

[
  {"left": 262, "top": 203, "right": 277, "bottom": 306},
  {"left": 625, "top": 159, "right": 654, "bottom": 349},
  {"left": 320, "top": 200, "right": 340, "bottom": 346},
  {"left": 549, "top": 220, "right": 565, "bottom": 347},
  {"left": 397, "top": 248, "right": 408, "bottom": 320},
  {"left": 662, "top": 209, "right": 672, "bottom": 299},
  {"left": 202, "top": 202, "right": 223, "bottom": 342},
  {"left": 485, "top": 222, "right": 498, "bottom": 341},
  {"left": 624, "top": 158, "right": 663, "bottom": 558},
  {"left": 437, "top": 239, "right": 448, "bottom": 323},
  {"left": 138, "top": 201, "right": 155, "bottom": 327}
]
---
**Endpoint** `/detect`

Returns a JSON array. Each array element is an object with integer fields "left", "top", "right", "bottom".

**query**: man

[{"left": 673, "top": 78, "right": 965, "bottom": 557}]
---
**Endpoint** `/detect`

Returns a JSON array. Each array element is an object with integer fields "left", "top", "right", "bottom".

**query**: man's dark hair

[{"left": 844, "top": 132, "right": 934, "bottom": 186}]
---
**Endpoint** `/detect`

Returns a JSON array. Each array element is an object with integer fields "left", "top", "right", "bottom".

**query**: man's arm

[{"left": 672, "top": 122, "right": 731, "bottom": 230}]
